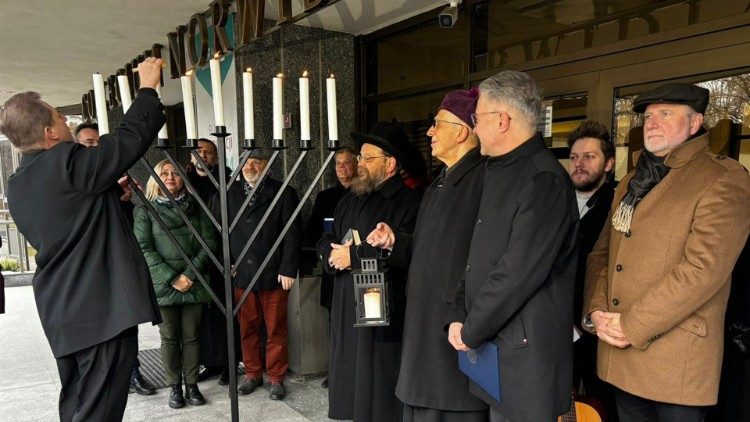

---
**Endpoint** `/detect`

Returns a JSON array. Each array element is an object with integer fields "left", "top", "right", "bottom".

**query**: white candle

[
  {"left": 363, "top": 289, "right": 382, "bottom": 319},
  {"left": 92, "top": 73, "right": 109, "bottom": 134},
  {"left": 242, "top": 68, "right": 254, "bottom": 140},
  {"left": 273, "top": 73, "right": 284, "bottom": 140},
  {"left": 117, "top": 75, "right": 132, "bottom": 113},
  {"left": 181, "top": 72, "right": 198, "bottom": 139},
  {"left": 326, "top": 74, "right": 338, "bottom": 141},
  {"left": 209, "top": 55, "right": 225, "bottom": 126},
  {"left": 154, "top": 84, "right": 169, "bottom": 139},
  {"left": 299, "top": 70, "right": 310, "bottom": 141}
]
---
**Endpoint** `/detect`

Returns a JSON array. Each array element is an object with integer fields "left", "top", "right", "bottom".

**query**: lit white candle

[
  {"left": 154, "top": 84, "right": 169, "bottom": 139},
  {"left": 299, "top": 70, "right": 310, "bottom": 141},
  {"left": 326, "top": 74, "right": 338, "bottom": 141},
  {"left": 181, "top": 72, "right": 198, "bottom": 139},
  {"left": 92, "top": 73, "right": 109, "bottom": 134},
  {"left": 209, "top": 54, "right": 225, "bottom": 126},
  {"left": 363, "top": 288, "right": 382, "bottom": 319},
  {"left": 242, "top": 68, "right": 254, "bottom": 140},
  {"left": 273, "top": 73, "right": 284, "bottom": 140},
  {"left": 117, "top": 75, "right": 132, "bottom": 113}
]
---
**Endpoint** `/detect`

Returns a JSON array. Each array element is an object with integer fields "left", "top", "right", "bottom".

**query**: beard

[
  {"left": 350, "top": 166, "right": 386, "bottom": 195},
  {"left": 571, "top": 168, "right": 607, "bottom": 192}
]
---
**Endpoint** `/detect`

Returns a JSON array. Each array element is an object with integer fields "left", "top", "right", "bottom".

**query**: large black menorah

[{"left": 127, "top": 129, "right": 340, "bottom": 421}]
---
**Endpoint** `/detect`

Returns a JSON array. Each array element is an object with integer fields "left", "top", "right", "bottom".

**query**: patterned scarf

[{"left": 611, "top": 150, "right": 670, "bottom": 233}]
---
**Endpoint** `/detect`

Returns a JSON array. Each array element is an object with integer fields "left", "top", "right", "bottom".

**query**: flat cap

[{"left": 632, "top": 83, "right": 709, "bottom": 114}]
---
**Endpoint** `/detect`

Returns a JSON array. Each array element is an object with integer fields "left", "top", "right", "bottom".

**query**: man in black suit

[
  {"left": 1, "top": 57, "right": 165, "bottom": 421},
  {"left": 567, "top": 121, "right": 618, "bottom": 420},
  {"left": 446, "top": 71, "right": 578, "bottom": 422}
]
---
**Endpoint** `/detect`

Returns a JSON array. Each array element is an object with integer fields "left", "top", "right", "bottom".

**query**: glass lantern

[{"left": 352, "top": 258, "right": 390, "bottom": 327}]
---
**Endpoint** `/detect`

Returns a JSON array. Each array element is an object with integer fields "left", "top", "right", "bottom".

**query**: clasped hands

[
  {"left": 328, "top": 239, "right": 353, "bottom": 270},
  {"left": 172, "top": 274, "right": 193, "bottom": 292},
  {"left": 591, "top": 310, "right": 631, "bottom": 348}
]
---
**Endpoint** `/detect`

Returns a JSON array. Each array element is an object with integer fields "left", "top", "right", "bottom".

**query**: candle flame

[
  {"left": 213, "top": 52, "right": 221, "bottom": 60},
  {"left": 277, "top": 73, "right": 284, "bottom": 78},
  {"left": 330, "top": 73, "right": 335, "bottom": 78},
  {"left": 185, "top": 69, "right": 194, "bottom": 76},
  {"left": 302, "top": 70, "right": 308, "bottom": 77},
  {"left": 246, "top": 67, "right": 252, "bottom": 73}
]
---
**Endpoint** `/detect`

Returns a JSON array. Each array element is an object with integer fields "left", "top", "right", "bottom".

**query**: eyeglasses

[
  {"left": 356, "top": 154, "right": 390, "bottom": 163},
  {"left": 469, "top": 111, "right": 504, "bottom": 126},
  {"left": 432, "top": 118, "right": 464, "bottom": 129}
]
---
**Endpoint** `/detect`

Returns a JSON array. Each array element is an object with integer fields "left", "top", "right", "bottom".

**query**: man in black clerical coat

[
  {"left": 318, "top": 122, "right": 422, "bottom": 422},
  {"left": 367, "top": 89, "right": 489, "bottom": 422},
  {"left": 1, "top": 58, "right": 165, "bottom": 421},
  {"left": 446, "top": 71, "right": 578, "bottom": 422}
]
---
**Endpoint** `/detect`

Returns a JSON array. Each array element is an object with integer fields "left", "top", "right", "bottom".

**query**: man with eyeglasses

[
  {"left": 366, "top": 88, "right": 489, "bottom": 421},
  {"left": 317, "top": 121, "right": 422, "bottom": 422},
  {"left": 445, "top": 70, "right": 578, "bottom": 422}
]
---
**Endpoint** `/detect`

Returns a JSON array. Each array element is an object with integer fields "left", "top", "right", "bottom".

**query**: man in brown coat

[{"left": 583, "top": 83, "right": 750, "bottom": 422}]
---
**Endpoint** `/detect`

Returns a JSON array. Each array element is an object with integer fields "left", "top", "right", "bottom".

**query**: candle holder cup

[
  {"left": 271, "top": 139, "right": 287, "bottom": 150},
  {"left": 211, "top": 125, "right": 229, "bottom": 138},
  {"left": 243, "top": 139, "right": 258, "bottom": 150},
  {"left": 326, "top": 139, "right": 341, "bottom": 151},
  {"left": 298, "top": 139, "right": 313, "bottom": 151},
  {"left": 156, "top": 138, "right": 171, "bottom": 149},
  {"left": 183, "top": 139, "right": 200, "bottom": 149}
]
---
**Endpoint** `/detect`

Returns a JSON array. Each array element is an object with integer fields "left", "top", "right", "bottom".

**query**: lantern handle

[{"left": 355, "top": 243, "right": 392, "bottom": 261}]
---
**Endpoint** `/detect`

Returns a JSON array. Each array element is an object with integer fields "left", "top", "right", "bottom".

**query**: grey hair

[
  {"left": 478, "top": 71, "right": 543, "bottom": 130},
  {"left": 0, "top": 92, "right": 54, "bottom": 152}
]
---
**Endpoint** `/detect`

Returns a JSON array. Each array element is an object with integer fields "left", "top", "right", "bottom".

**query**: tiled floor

[{"left": 0, "top": 286, "right": 337, "bottom": 422}]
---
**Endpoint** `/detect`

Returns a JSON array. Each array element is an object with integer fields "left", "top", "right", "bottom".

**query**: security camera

[{"left": 439, "top": 0, "right": 461, "bottom": 29}]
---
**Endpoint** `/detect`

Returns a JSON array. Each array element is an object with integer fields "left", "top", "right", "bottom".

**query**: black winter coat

[
  {"left": 217, "top": 177, "right": 302, "bottom": 291},
  {"left": 447, "top": 134, "right": 578, "bottom": 422},
  {"left": 317, "top": 175, "right": 422, "bottom": 422},
  {"left": 391, "top": 148, "right": 489, "bottom": 411},
  {"left": 7, "top": 89, "right": 164, "bottom": 358}
]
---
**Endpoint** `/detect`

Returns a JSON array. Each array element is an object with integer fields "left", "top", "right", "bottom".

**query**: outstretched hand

[{"left": 366, "top": 222, "right": 395, "bottom": 250}]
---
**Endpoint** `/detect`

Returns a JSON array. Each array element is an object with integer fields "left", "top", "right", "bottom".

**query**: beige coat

[{"left": 583, "top": 132, "right": 750, "bottom": 406}]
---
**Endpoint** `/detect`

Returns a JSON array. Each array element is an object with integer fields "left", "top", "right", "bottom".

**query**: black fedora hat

[{"left": 351, "top": 121, "right": 411, "bottom": 168}]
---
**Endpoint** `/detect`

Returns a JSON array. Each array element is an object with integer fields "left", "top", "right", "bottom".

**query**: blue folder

[{"left": 458, "top": 341, "right": 501, "bottom": 402}]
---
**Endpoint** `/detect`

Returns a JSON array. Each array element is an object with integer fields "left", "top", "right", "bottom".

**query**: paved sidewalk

[{"left": 0, "top": 286, "right": 336, "bottom": 422}]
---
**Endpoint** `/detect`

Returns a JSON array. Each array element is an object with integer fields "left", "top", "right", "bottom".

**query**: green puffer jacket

[{"left": 133, "top": 194, "right": 217, "bottom": 306}]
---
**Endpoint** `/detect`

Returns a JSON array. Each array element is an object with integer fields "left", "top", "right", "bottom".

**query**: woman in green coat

[{"left": 134, "top": 159, "right": 217, "bottom": 409}]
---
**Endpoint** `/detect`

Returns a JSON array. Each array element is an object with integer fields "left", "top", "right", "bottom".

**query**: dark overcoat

[
  {"left": 447, "top": 134, "right": 578, "bottom": 422},
  {"left": 304, "top": 183, "right": 348, "bottom": 308},
  {"left": 218, "top": 177, "right": 302, "bottom": 291},
  {"left": 7, "top": 89, "right": 164, "bottom": 358},
  {"left": 317, "top": 175, "right": 422, "bottom": 422},
  {"left": 391, "top": 148, "right": 488, "bottom": 412}
]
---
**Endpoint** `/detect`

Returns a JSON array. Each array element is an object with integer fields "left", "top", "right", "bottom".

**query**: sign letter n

[{"left": 237, "top": 0, "right": 265, "bottom": 45}]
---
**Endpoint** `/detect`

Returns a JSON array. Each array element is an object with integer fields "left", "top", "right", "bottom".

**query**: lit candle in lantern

[
  {"left": 326, "top": 74, "right": 338, "bottom": 141},
  {"left": 209, "top": 53, "right": 225, "bottom": 127},
  {"left": 273, "top": 73, "right": 284, "bottom": 140},
  {"left": 92, "top": 73, "right": 109, "bottom": 134},
  {"left": 117, "top": 75, "right": 132, "bottom": 113},
  {"left": 154, "top": 84, "right": 169, "bottom": 139},
  {"left": 181, "top": 71, "right": 198, "bottom": 140},
  {"left": 299, "top": 70, "right": 310, "bottom": 141},
  {"left": 363, "top": 288, "right": 382, "bottom": 319},
  {"left": 243, "top": 68, "right": 254, "bottom": 140}
]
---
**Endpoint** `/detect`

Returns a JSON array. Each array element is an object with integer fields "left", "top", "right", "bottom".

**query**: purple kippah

[{"left": 439, "top": 87, "right": 479, "bottom": 128}]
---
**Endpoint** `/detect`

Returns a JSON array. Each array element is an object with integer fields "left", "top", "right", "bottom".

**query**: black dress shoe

[
  {"left": 269, "top": 381, "right": 286, "bottom": 400},
  {"left": 131, "top": 376, "right": 157, "bottom": 395},
  {"left": 218, "top": 368, "right": 229, "bottom": 386},
  {"left": 168, "top": 384, "right": 185, "bottom": 409},
  {"left": 237, "top": 377, "right": 263, "bottom": 395},
  {"left": 185, "top": 384, "right": 206, "bottom": 406},
  {"left": 320, "top": 377, "right": 328, "bottom": 388},
  {"left": 197, "top": 365, "right": 217, "bottom": 382}
]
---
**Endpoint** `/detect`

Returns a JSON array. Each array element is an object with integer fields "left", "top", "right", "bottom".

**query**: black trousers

[
  {"left": 56, "top": 327, "right": 138, "bottom": 422},
  {"left": 616, "top": 388, "right": 706, "bottom": 422}
]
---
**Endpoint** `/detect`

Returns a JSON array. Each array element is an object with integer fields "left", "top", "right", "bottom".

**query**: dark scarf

[{"left": 612, "top": 150, "right": 670, "bottom": 233}]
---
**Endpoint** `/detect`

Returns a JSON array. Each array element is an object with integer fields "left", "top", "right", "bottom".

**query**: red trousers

[{"left": 234, "top": 287, "right": 289, "bottom": 382}]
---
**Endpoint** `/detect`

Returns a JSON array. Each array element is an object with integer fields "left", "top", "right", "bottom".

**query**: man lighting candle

[{"left": 0, "top": 57, "right": 166, "bottom": 421}]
